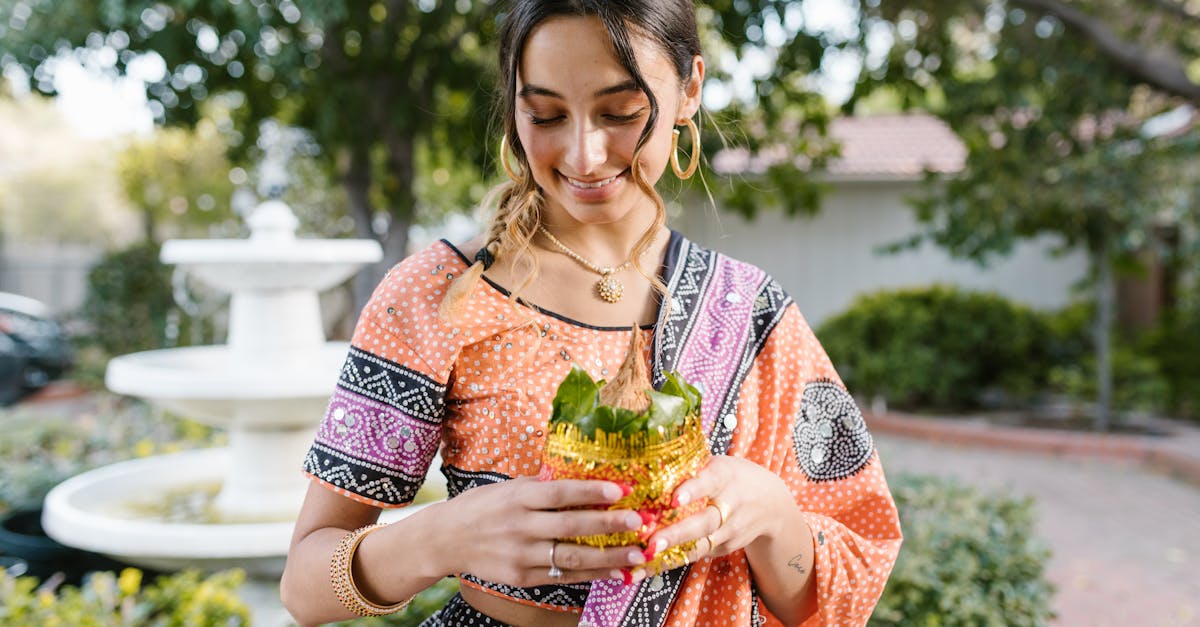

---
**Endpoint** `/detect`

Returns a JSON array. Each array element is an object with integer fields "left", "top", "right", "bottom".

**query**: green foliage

[
  {"left": 549, "top": 367, "right": 700, "bottom": 438},
  {"left": 871, "top": 475, "right": 1054, "bottom": 627},
  {"left": 1142, "top": 309, "right": 1200, "bottom": 420},
  {"left": 116, "top": 122, "right": 236, "bottom": 243},
  {"left": 77, "top": 241, "right": 216, "bottom": 357},
  {"left": 0, "top": 568, "right": 249, "bottom": 626},
  {"left": 332, "top": 578, "right": 460, "bottom": 627},
  {"left": 1040, "top": 303, "right": 1171, "bottom": 416},
  {"left": 816, "top": 286, "right": 1047, "bottom": 409},
  {"left": 0, "top": 397, "right": 221, "bottom": 514},
  {"left": 1, "top": 0, "right": 852, "bottom": 276}
]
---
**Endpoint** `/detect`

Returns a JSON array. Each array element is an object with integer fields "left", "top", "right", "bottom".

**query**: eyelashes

[{"left": 526, "top": 107, "right": 648, "bottom": 126}]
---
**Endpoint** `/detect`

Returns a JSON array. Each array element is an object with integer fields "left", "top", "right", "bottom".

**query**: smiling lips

[{"left": 564, "top": 170, "right": 625, "bottom": 190}]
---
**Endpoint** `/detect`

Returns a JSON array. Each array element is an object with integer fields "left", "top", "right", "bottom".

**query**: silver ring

[{"left": 548, "top": 541, "right": 564, "bottom": 578}]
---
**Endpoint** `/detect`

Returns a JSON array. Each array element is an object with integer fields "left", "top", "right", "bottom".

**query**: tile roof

[
  {"left": 827, "top": 114, "right": 966, "bottom": 179},
  {"left": 711, "top": 113, "right": 966, "bottom": 182}
]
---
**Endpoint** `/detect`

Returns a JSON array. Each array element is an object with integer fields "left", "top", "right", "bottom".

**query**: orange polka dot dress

[{"left": 303, "top": 233, "right": 902, "bottom": 626}]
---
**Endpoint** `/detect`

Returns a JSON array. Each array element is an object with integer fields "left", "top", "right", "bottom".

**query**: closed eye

[
  {"left": 605, "top": 108, "right": 647, "bottom": 123},
  {"left": 529, "top": 114, "right": 565, "bottom": 126}
]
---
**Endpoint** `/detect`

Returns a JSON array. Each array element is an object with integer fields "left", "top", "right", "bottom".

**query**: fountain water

[{"left": 42, "top": 198, "right": 445, "bottom": 576}]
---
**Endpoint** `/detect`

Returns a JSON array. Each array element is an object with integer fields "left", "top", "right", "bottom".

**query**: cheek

[
  {"left": 517, "top": 128, "right": 559, "bottom": 174},
  {"left": 635, "top": 120, "right": 677, "bottom": 180}
]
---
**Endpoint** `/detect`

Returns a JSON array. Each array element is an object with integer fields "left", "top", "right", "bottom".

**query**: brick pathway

[{"left": 877, "top": 433, "right": 1200, "bottom": 626}]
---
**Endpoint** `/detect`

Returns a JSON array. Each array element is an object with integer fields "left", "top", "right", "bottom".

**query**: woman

[{"left": 280, "top": 1, "right": 902, "bottom": 626}]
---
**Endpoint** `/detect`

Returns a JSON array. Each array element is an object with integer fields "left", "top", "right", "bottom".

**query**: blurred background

[{"left": 0, "top": 1, "right": 1198, "bottom": 625}]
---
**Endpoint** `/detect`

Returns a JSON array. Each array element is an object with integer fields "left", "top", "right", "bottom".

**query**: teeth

[{"left": 567, "top": 173, "right": 619, "bottom": 189}]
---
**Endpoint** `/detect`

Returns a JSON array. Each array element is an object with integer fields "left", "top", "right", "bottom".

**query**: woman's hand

[
  {"left": 435, "top": 476, "right": 650, "bottom": 586},
  {"left": 639, "top": 455, "right": 794, "bottom": 570}
]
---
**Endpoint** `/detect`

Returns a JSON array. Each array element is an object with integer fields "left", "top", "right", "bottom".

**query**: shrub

[
  {"left": 75, "top": 241, "right": 218, "bottom": 361},
  {"left": 1141, "top": 309, "right": 1200, "bottom": 420},
  {"left": 816, "top": 286, "right": 1048, "bottom": 409},
  {"left": 0, "top": 568, "right": 250, "bottom": 626},
  {"left": 1040, "top": 302, "right": 1171, "bottom": 416},
  {"left": 0, "top": 397, "right": 221, "bottom": 514},
  {"left": 871, "top": 475, "right": 1054, "bottom": 627}
]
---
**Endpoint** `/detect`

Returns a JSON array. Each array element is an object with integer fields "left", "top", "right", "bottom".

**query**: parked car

[{"left": 0, "top": 292, "right": 73, "bottom": 405}]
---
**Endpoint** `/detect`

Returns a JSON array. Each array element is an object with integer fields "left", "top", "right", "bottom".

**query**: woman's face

[{"left": 515, "top": 16, "right": 703, "bottom": 227}]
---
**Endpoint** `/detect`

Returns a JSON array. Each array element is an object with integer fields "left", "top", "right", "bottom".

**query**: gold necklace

[{"left": 538, "top": 226, "right": 636, "bottom": 303}]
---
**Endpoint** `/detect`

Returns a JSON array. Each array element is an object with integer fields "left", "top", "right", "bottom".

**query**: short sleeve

[
  {"left": 738, "top": 305, "right": 903, "bottom": 626},
  {"left": 302, "top": 245, "right": 466, "bottom": 508}
]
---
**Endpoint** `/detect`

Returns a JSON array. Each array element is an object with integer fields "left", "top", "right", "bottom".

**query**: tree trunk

[
  {"left": 1094, "top": 236, "right": 1116, "bottom": 431},
  {"left": 143, "top": 208, "right": 157, "bottom": 244},
  {"left": 343, "top": 143, "right": 380, "bottom": 313}
]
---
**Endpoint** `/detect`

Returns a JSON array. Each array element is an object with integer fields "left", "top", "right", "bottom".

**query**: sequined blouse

[{"left": 303, "top": 233, "right": 903, "bottom": 626}]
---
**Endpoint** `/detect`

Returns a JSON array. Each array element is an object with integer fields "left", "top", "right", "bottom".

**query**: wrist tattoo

[{"left": 787, "top": 554, "right": 806, "bottom": 574}]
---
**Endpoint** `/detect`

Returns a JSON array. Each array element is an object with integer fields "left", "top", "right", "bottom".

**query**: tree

[
  {"left": 849, "top": 0, "right": 1200, "bottom": 428},
  {"left": 1, "top": 1, "right": 847, "bottom": 308},
  {"left": 116, "top": 118, "right": 236, "bottom": 243}
]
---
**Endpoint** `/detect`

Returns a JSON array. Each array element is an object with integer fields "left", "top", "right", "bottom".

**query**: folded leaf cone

[{"left": 540, "top": 326, "right": 709, "bottom": 575}]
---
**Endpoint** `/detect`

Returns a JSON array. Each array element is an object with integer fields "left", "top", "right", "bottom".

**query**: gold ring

[
  {"left": 705, "top": 533, "right": 717, "bottom": 555},
  {"left": 709, "top": 499, "right": 731, "bottom": 529}
]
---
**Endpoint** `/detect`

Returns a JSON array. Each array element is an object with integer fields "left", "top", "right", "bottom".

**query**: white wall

[
  {"left": 675, "top": 180, "right": 1089, "bottom": 327},
  {"left": 0, "top": 240, "right": 102, "bottom": 315}
]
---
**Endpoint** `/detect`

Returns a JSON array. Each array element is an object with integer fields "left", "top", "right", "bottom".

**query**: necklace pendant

[{"left": 595, "top": 275, "right": 624, "bottom": 303}]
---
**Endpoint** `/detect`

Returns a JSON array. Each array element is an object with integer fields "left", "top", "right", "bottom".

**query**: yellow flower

[
  {"left": 38, "top": 590, "right": 55, "bottom": 608},
  {"left": 133, "top": 438, "right": 155, "bottom": 458},
  {"left": 118, "top": 568, "right": 142, "bottom": 597}
]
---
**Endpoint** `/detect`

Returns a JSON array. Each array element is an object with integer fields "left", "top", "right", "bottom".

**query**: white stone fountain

[{"left": 42, "top": 198, "right": 443, "bottom": 577}]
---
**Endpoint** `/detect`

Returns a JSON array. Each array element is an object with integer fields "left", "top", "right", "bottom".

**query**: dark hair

[{"left": 440, "top": 0, "right": 702, "bottom": 320}]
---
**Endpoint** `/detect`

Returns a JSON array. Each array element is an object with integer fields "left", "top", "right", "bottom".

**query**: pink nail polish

[{"left": 675, "top": 491, "right": 691, "bottom": 507}]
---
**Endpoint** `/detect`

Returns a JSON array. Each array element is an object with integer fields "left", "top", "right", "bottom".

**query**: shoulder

[
  {"left": 379, "top": 239, "right": 471, "bottom": 288},
  {"left": 670, "top": 234, "right": 794, "bottom": 316},
  {"left": 356, "top": 240, "right": 469, "bottom": 341}
]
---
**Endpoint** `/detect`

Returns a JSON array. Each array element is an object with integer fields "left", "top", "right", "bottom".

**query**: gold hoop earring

[
  {"left": 499, "top": 134, "right": 521, "bottom": 183},
  {"left": 670, "top": 117, "right": 700, "bottom": 180}
]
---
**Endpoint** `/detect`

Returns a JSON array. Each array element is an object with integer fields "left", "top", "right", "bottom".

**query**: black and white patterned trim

[
  {"left": 339, "top": 346, "right": 447, "bottom": 422},
  {"left": 459, "top": 573, "right": 591, "bottom": 611},
  {"left": 442, "top": 464, "right": 512, "bottom": 499},
  {"left": 792, "top": 380, "right": 874, "bottom": 482},
  {"left": 303, "top": 443, "right": 423, "bottom": 503},
  {"left": 651, "top": 238, "right": 716, "bottom": 389}
]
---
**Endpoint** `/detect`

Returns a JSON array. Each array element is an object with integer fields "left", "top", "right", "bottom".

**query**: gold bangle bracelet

[{"left": 330, "top": 523, "right": 413, "bottom": 617}]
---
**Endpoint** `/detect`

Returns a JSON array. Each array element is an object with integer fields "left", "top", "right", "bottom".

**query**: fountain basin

[
  {"left": 43, "top": 448, "right": 447, "bottom": 577},
  {"left": 106, "top": 343, "right": 348, "bottom": 426},
  {"left": 163, "top": 239, "right": 381, "bottom": 293}
]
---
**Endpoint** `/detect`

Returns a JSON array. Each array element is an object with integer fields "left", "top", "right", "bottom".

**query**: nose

[{"left": 563, "top": 120, "right": 607, "bottom": 176}]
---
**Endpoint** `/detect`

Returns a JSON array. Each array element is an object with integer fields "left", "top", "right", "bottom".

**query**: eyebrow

[{"left": 518, "top": 79, "right": 641, "bottom": 99}]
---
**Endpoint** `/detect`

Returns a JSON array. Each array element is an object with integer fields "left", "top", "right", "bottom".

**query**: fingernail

[
  {"left": 637, "top": 511, "right": 657, "bottom": 527},
  {"left": 674, "top": 490, "right": 691, "bottom": 507},
  {"left": 631, "top": 569, "right": 647, "bottom": 583},
  {"left": 629, "top": 550, "right": 646, "bottom": 565},
  {"left": 654, "top": 538, "right": 668, "bottom": 554},
  {"left": 624, "top": 512, "right": 642, "bottom": 530},
  {"left": 602, "top": 484, "right": 622, "bottom": 501},
  {"left": 617, "top": 482, "right": 634, "bottom": 497},
  {"left": 610, "top": 569, "right": 624, "bottom": 581}
]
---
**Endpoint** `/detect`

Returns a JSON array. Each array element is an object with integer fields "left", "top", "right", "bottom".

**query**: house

[{"left": 675, "top": 113, "right": 1090, "bottom": 327}]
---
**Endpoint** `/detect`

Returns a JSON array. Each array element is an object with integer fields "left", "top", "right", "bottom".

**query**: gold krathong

[{"left": 539, "top": 415, "right": 711, "bottom": 575}]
